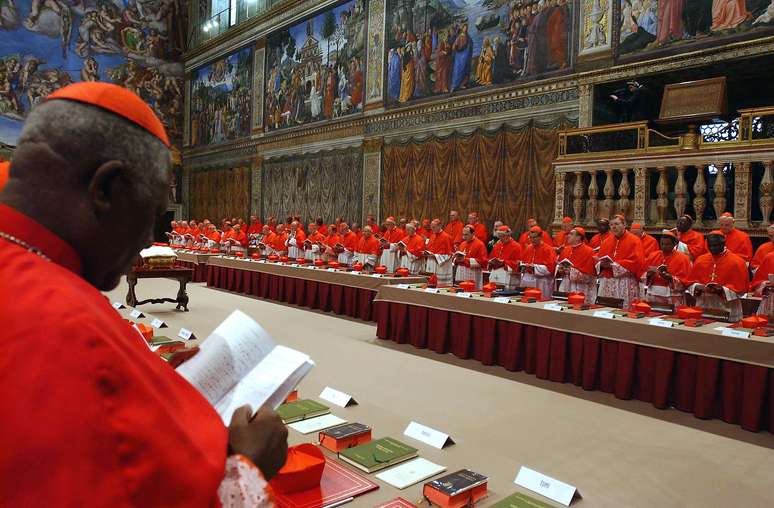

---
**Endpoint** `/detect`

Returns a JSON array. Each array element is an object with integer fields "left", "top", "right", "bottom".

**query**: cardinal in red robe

[
  {"left": 454, "top": 225, "right": 488, "bottom": 289},
  {"left": 717, "top": 213, "right": 753, "bottom": 263},
  {"left": 688, "top": 231, "right": 749, "bottom": 322},
  {"left": 521, "top": 226, "right": 557, "bottom": 298},
  {"left": 557, "top": 227, "right": 598, "bottom": 303},
  {"left": 642, "top": 232, "right": 692, "bottom": 306},
  {"left": 0, "top": 82, "right": 287, "bottom": 507},
  {"left": 597, "top": 215, "right": 644, "bottom": 308},
  {"left": 676, "top": 214, "right": 707, "bottom": 260},
  {"left": 488, "top": 225, "right": 522, "bottom": 289}
]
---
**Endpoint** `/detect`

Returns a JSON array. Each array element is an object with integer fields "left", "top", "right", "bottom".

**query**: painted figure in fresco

[
  {"left": 433, "top": 32, "right": 451, "bottom": 93},
  {"left": 619, "top": 0, "right": 658, "bottom": 53},
  {"left": 450, "top": 24, "right": 472, "bottom": 92},
  {"left": 26, "top": 0, "right": 72, "bottom": 57},
  {"left": 387, "top": 47, "right": 401, "bottom": 100},
  {"left": 80, "top": 56, "right": 99, "bottom": 82},
  {"left": 413, "top": 37, "right": 429, "bottom": 97},
  {"left": 683, "top": 0, "right": 713, "bottom": 37},
  {"left": 547, "top": 0, "right": 569, "bottom": 69},
  {"left": 475, "top": 37, "right": 494, "bottom": 86},
  {"left": 711, "top": 0, "right": 750, "bottom": 31},
  {"left": 655, "top": 0, "right": 685, "bottom": 45},
  {"left": 399, "top": 42, "right": 415, "bottom": 102}
]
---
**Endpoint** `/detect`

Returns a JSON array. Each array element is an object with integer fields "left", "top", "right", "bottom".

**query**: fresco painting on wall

[
  {"left": 264, "top": 0, "right": 366, "bottom": 132},
  {"left": 0, "top": 0, "right": 186, "bottom": 148},
  {"left": 189, "top": 45, "right": 253, "bottom": 147},
  {"left": 385, "top": 0, "right": 573, "bottom": 106},
  {"left": 618, "top": 0, "right": 774, "bottom": 56}
]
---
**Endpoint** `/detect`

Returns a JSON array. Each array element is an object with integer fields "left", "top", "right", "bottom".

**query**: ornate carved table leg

[
  {"left": 126, "top": 272, "right": 138, "bottom": 307},
  {"left": 176, "top": 276, "right": 190, "bottom": 312}
]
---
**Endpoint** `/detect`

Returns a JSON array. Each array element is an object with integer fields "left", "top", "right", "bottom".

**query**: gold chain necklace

[{"left": 0, "top": 231, "right": 51, "bottom": 262}]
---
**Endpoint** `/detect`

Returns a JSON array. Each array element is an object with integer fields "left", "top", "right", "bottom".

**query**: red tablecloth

[
  {"left": 375, "top": 301, "right": 774, "bottom": 433},
  {"left": 176, "top": 260, "right": 208, "bottom": 282},
  {"left": 206, "top": 265, "right": 378, "bottom": 321}
]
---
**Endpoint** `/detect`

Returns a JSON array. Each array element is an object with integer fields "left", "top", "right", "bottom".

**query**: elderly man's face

[
  {"left": 597, "top": 220, "right": 610, "bottom": 233},
  {"left": 567, "top": 230, "right": 581, "bottom": 246},
  {"left": 561, "top": 221, "right": 573, "bottom": 232},
  {"left": 262, "top": 225, "right": 270, "bottom": 234},
  {"left": 707, "top": 235, "right": 725, "bottom": 255},
  {"left": 363, "top": 226, "right": 372, "bottom": 238},
  {"left": 462, "top": 227, "right": 473, "bottom": 241},
  {"left": 677, "top": 216, "right": 691, "bottom": 232},
  {"left": 768, "top": 225, "right": 774, "bottom": 242},
  {"left": 631, "top": 227, "right": 643, "bottom": 238},
  {"left": 493, "top": 221, "right": 503, "bottom": 231},
  {"left": 406, "top": 224, "right": 416, "bottom": 235},
  {"left": 526, "top": 218, "right": 537, "bottom": 228},
  {"left": 276, "top": 224, "right": 285, "bottom": 233},
  {"left": 530, "top": 231, "right": 542, "bottom": 246},
  {"left": 719, "top": 217, "right": 734, "bottom": 234},
  {"left": 450, "top": 211, "right": 459, "bottom": 221},
  {"left": 467, "top": 214, "right": 477, "bottom": 224},
  {"left": 431, "top": 221, "right": 442, "bottom": 233}
]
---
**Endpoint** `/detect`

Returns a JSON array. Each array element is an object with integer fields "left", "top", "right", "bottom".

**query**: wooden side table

[{"left": 126, "top": 266, "right": 193, "bottom": 311}]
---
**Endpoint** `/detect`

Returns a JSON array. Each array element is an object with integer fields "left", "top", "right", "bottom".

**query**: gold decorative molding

[{"left": 362, "top": 137, "right": 383, "bottom": 153}]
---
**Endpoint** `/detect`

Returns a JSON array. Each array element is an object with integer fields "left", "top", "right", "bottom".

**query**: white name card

[
  {"left": 648, "top": 318, "right": 674, "bottom": 328},
  {"left": 424, "top": 287, "right": 440, "bottom": 294},
  {"left": 543, "top": 303, "right": 564, "bottom": 311},
  {"left": 257, "top": 259, "right": 266, "bottom": 263},
  {"left": 395, "top": 284, "right": 411, "bottom": 289},
  {"left": 456, "top": 292, "right": 473, "bottom": 298},
  {"left": 150, "top": 318, "right": 166, "bottom": 329},
  {"left": 178, "top": 328, "right": 195, "bottom": 340},
  {"left": 370, "top": 274, "right": 382, "bottom": 278},
  {"left": 494, "top": 296, "right": 511, "bottom": 304},
  {"left": 319, "top": 386, "right": 357, "bottom": 408},
  {"left": 129, "top": 309, "right": 144, "bottom": 319},
  {"left": 351, "top": 270, "right": 361, "bottom": 274},
  {"left": 327, "top": 268, "right": 337, "bottom": 272},
  {"left": 112, "top": 302, "right": 124, "bottom": 310},
  {"left": 403, "top": 421, "right": 454, "bottom": 450},
  {"left": 722, "top": 328, "right": 750, "bottom": 338},
  {"left": 592, "top": 310, "right": 616, "bottom": 319},
  {"left": 514, "top": 466, "right": 579, "bottom": 506}
]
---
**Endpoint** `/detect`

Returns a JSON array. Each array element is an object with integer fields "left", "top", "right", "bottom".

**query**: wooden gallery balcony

[{"left": 552, "top": 107, "right": 774, "bottom": 236}]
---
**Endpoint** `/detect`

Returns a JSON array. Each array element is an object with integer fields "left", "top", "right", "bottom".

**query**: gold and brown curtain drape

[
  {"left": 382, "top": 120, "right": 571, "bottom": 232},
  {"left": 262, "top": 148, "right": 362, "bottom": 223},
  {"left": 190, "top": 166, "right": 250, "bottom": 221}
]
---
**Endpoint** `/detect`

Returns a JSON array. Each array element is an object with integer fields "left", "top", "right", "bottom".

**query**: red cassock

[
  {"left": 326, "top": 233, "right": 341, "bottom": 250},
  {"left": 247, "top": 222, "right": 263, "bottom": 236},
  {"left": 401, "top": 233, "right": 426, "bottom": 257},
  {"left": 751, "top": 250, "right": 774, "bottom": 290},
  {"left": 443, "top": 220, "right": 464, "bottom": 245},
  {"left": 341, "top": 231, "right": 359, "bottom": 252},
  {"left": 418, "top": 227, "right": 432, "bottom": 239},
  {"left": 490, "top": 240, "right": 522, "bottom": 270},
  {"left": 318, "top": 224, "right": 328, "bottom": 235},
  {"left": 645, "top": 249, "right": 692, "bottom": 287},
  {"left": 292, "top": 229, "right": 307, "bottom": 244},
  {"left": 589, "top": 231, "right": 611, "bottom": 251},
  {"left": 720, "top": 228, "right": 753, "bottom": 263},
  {"left": 381, "top": 227, "right": 405, "bottom": 247},
  {"left": 639, "top": 233, "right": 659, "bottom": 257},
  {"left": 208, "top": 231, "right": 222, "bottom": 243},
  {"left": 233, "top": 231, "right": 248, "bottom": 247},
  {"left": 272, "top": 231, "right": 289, "bottom": 252},
  {"left": 519, "top": 230, "right": 554, "bottom": 249},
  {"left": 553, "top": 230, "right": 568, "bottom": 248},
  {"left": 472, "top": 223, "right": 489, "bottom": 243},
  {"left": 558, "top": 243, "right": 597, "bottom": 275},
  {"left": 426, "top": 231, "right": 454, "bottom": 255},
  {"left": 355, "top": 235, "right": 380, "bottom": 255},
  {"left": 522, "top": 242, "right": 557, "bottom": 273},
  {"left": 307, "top": 231, "right": 325, "bottom": 246},
  {"left": 598, "top": 231, "right": 645, "bottom": 277},
  {"left": 0, "top": 204, "right": 227, "bottom": 506},
  {"left": 458, "top": 237, "right": 488, "bottom": 267},
  {"left": 678, "top": 229, "right": 707, "bottom": 260},
  {"left": 752, "top": 241, "right": 774, "bottom": 271},
  {"left": 689, "top": 250, "right": 749, "bottom": 294}
]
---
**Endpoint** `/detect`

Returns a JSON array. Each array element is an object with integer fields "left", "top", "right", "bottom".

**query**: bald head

[{"left": 0, "top": 99, "right": 170, "bottom": 291}]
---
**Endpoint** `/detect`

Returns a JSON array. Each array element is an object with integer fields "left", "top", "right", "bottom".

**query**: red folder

[{"left": 269, "top": 458, "right": 378, "bottom": 508}]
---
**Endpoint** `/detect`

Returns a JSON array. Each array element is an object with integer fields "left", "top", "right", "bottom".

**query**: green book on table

[
  {"left": 338, "top": 437, "right": 418, "bottom": 473},
  {"left": 276, "top": 399, "right": 330, "bottom": 423}
]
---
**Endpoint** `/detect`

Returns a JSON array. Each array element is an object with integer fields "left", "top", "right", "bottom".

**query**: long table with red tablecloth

[
  {"left": 206, "top": 256, "right": 426, "bottom": 321},
  {"left": 174, "top": 251, "right": 214, "bottom": 282},
  {"left": 374, "top": 285, "right": 774, "bottom": 433}
]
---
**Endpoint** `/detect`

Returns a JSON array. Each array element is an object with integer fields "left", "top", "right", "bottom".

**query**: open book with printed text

[{"left": 177, "top": 310, "right": 314, "bottom": 424}]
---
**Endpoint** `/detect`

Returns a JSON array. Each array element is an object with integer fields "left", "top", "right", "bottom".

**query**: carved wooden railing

[{"left": 552, "top": 107, "right": 774, "bottom": 235}]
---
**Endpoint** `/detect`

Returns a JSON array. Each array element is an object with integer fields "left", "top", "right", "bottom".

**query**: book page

[
  {"left": 214, "top": 345, "right": 314, "bottom": 424},
  {"left": 177, "top": 310, "right": 276, "bottom": 406}
]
